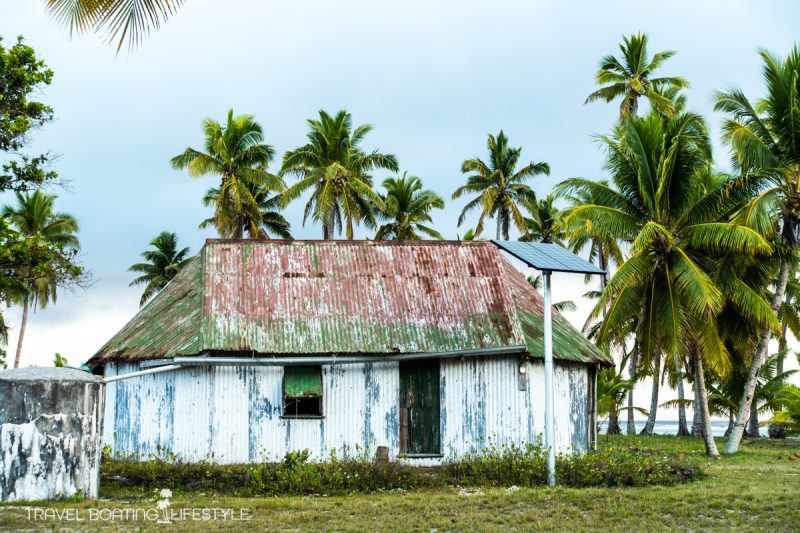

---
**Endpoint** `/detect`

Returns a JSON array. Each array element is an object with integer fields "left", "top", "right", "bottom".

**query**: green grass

[{"left": 1, "top": 436, "right": 799, "bottom": 532}]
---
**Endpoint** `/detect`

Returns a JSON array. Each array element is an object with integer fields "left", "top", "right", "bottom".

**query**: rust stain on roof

[{"left": 89, "top": 240, "right": 610, "bottom": 366}]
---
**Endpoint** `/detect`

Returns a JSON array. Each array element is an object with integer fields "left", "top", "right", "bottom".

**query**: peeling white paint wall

[
  {"left": 0, "top": 370, "right": 103, "bottom": 502},
  {"left": 102, "top": 357, "right": 593, "bottom": 464},
  {"left": 0, "top": 414, "right": 101, "bottom": 501}
]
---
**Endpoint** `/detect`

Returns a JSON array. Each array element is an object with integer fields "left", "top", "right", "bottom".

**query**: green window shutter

[{"left": 284, "top": 366, "right": 322, "bottom": 397}]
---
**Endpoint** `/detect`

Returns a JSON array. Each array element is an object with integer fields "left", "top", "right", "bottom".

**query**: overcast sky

[{"left": 1, "top": 1, "right": 799, "bottom": 413}]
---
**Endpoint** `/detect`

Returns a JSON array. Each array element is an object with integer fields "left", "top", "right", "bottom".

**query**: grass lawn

[{"left": 1, "top": 436, "right": 799, "bottom": 532}]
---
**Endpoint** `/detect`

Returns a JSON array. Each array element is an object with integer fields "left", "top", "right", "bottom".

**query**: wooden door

[{"left": 399, "top": 359, "right": 440, "bottom": 455}]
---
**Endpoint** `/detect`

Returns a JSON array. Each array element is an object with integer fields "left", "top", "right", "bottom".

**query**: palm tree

[
  {"left": 585, "top": 33, "right": 689, "bottom": 118},
  {"left": 453, "top": 131, "right": 549, "bottom": 240},
  {"left": 597, "top": 352, "right": 644, "bottom": 435},
  {"left": 561, "top": 179, "right": 627, "bottom": 429},
  {"left": 375, "top": 173, "right": 444, "bottom": 240},
  {"left": 770, "top": 271, "right": 800, "bottom": 437},
  {"left": 200, "top": 184, "right": 291, "bottom": 239},
  {"left": 281, "top": 110, "right": 398, "bottom": 239},
  {"left": 128, "top": 231, "right": 191, "bottom": 306},
  {"left": 519, "top": 194, "right": 566, "bottom": 245},
  {"left": 2, "top": 191, "right": 79, "bottom": 368},
  {"left": 714, "top": 46, "right": 800, "bottom": 453},
  {"left": 171, "top": 109, "right": 284, "bottom": 240},
  {"left": 45, "top": 0, "right": 185, "bottom": 53},
  {"left": 765, "top": 377, "right": 800, "bottom": 434},
  {"left": 558, "top": 110, "right": 772, "bottom": 456},
  {"left": 706, "top": 351, "right": 796, "bottom": 435}
]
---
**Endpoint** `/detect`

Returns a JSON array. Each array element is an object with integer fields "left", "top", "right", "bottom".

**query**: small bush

[
  {"left": 101, "top": 445, "right": 701, "bottom": 496},
  {"left": 443, "top": 443, "right": 703, "bottom": 487},
  {"left": 102, "top": 450, "right": 440, "bottom": 496}
]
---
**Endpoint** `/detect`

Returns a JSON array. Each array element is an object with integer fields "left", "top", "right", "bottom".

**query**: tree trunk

[
  {"left": 607, "top": 409, "right": 621, "bottom": 435},
  {"left": 675, "top": 356, "right": 690, "bottom": 436},
  {"left": 693, "top": 345, "right": 719, "bottom": 456},
  {"left": 724, "top": 257, "right": 792, "bottom": 454},
  {"left": 626, "top": 340, "right": 639, "bottom": 435},
  {"left": 777, "top": 322, "right": 787, "bottom": 375},
  {"left": 628, "top": 286, "right": 653, "bottom": 436},
  {"left": 641, "top": 351, "right": 660, "bottom": 435},
  {"left": 599, "top": 249, "right": 609, "bottom": 293},
  {"left": 770, "top": 324, "right": 789, "bottom": 439},
  {"left": 323, "top": 209, "right": 336, "bottom": 240},
  {"left": 747, "top": 401, "right": 760, "bottom": 438},
  {"left": 599, "top": 247, "right": 609, "bottom": 321},
  {"left": 691, "top": 365, "right": 703, "bottom": 437},
  {"left": 13, "top": 297, "right": 29, "bottom": 369},
  {"left": 725, "top": 412, "right": 734, "bottom": 437}
]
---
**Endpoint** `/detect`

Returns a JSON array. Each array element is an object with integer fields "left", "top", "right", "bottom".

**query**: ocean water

[{"left": 598, "top": 420, "right": 731, "bottom": 437}]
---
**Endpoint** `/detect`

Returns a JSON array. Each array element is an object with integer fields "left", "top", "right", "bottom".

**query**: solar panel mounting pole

[
  {"left": 489, "top": 240, "right": 606, "bottom": 489},
  {"left": 542, "top": 269, "right": 556, "bottom": 488}
]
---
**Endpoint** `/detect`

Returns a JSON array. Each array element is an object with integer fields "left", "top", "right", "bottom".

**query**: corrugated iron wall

[{"left": 102, "top": 357, "right": 591, "bottom": 463}]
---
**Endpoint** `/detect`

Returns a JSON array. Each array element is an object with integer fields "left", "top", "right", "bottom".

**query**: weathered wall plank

[{"left": 104, "top": 356, "right": 590, "bottom": 464}]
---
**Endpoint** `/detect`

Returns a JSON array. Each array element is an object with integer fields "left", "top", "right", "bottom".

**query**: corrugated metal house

[{"left": 88, "top": 240, "right": 611, "bottom": 464}]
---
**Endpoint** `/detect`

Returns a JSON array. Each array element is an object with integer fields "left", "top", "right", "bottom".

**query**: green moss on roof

[{"left": 89, "top": 240, "right": 609, "bottom": 366}]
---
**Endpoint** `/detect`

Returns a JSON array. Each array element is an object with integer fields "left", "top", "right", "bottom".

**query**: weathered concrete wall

[
  {"left": 0, "top": 368, "right": 103, "bottom": 502},
  {"left": 102, "top": 357, "right": 593, "bottom": 464}
]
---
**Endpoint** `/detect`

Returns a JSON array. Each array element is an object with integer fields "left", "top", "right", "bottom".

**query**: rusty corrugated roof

[{"left": 88, "top": 240, "right": 610, "bottom": 366}]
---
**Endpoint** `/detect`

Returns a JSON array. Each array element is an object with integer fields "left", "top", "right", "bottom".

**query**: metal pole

[
  {"left": 543, "top": 270, "right": 556, "bottom": 487},
  {"left": 102, "top": 364, "right": 182, "bottom": 383}
]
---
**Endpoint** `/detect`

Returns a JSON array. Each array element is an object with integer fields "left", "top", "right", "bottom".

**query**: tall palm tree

[
  {"left": 200, "top": 184, "right": 291, "bottom": 239},
  {"left": 375, "top": 173, "right": 444, "bottom": 240},
  {"left": 2, "top": 191, "right": 79, "bottom": 368},
  {"left": 558, "top": 111, "right": 772, "bottom": 456},
  {"left": 453, "top": 131, "right": 549, "bottom": 240},
  {"left": 45, "top": 0, "right": 185, "bottom": 53},
  {"left": 519, "top": 194, "right": 565, "bottom": 245},
  {"left": 281, "top": 109, "right": 398, "bottom": 239},
  {"left": 128, "top": 231, "right": 191, "bottom": 306},
  {"left": 171, "top": 109, "right": 284, "bottom": 240},
  {"left": 714, "top": 46, "right": 800, "bottom": 453},
  {"left": 585, "top": 33, "right": 689, "bottom": 119}
]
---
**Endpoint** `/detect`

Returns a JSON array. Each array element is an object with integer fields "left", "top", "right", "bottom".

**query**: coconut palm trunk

[
  {"left": 725, "top": 256, "right": 791, "bottom": 453},
  {"left": 599, "top": 250, "right": 609, "bottom": 294},
  {"left": 607, "top": 408, "right": 621, "bottom": 435},
  {"left": 693, "top": 344, "right": 719, "bottom": 456},
  {"left": 675, "top": 356, "right": 690, "bottom": 436},
  {"left": 626, "top": 340, "right": 639, "bottom": 435},
  {"left": 748, "top": 402, "right": 760, "bottom": 438},
  {"left": 691, "top": 364, "right": 703, "bottom": 437},
  {"left": 770, "top": 325, "right": 789, "bottom": 438},
  {"left": 725, "top": 414, "right": 734, "bottom": 436},
  {"left": 13, "top": 297, "right": 29, "bottom": 368},
  {"left": 641, "top": 351, "right": 660, "bottom": 435}
]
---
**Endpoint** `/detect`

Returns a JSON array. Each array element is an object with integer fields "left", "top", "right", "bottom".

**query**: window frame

[{"left": 281, "top": 365, "right": 324, "bottom": 419}]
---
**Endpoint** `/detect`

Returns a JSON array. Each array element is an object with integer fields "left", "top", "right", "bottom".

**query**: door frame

[{"left": 398, "top": 358, "right": 442, "bottom": 456}]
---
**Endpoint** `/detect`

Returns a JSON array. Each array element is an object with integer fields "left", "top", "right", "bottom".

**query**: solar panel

[{"left": 491, "top": 240, "right": 605, "bottom": 275}]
